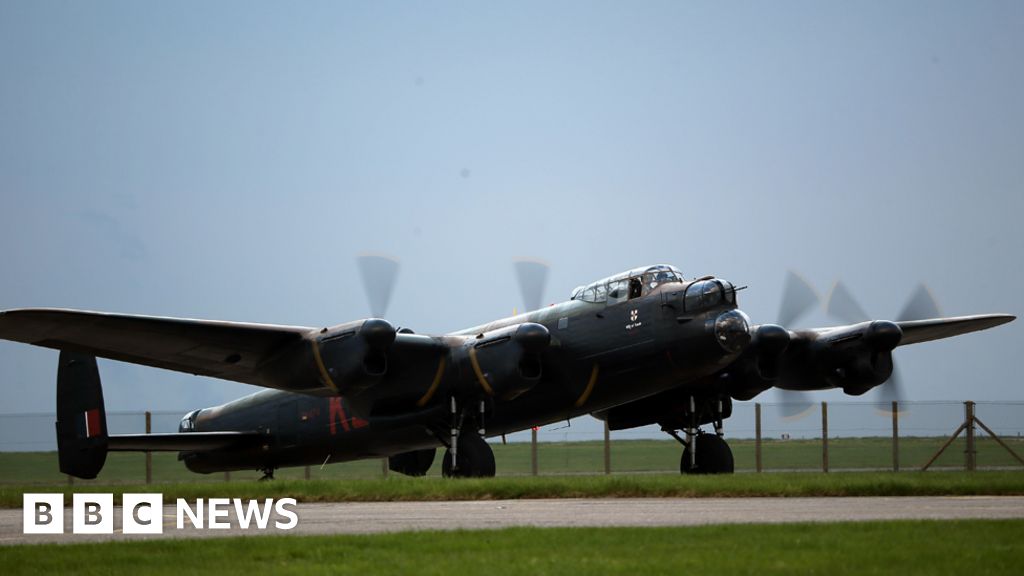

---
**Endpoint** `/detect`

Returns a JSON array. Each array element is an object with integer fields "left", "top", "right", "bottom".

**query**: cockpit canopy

[
  {"left": 571, "top": 265, "right": 684, "bottom": 304},
  {"left": 178, "top": 409, "right": 201, "bottom": 432}
]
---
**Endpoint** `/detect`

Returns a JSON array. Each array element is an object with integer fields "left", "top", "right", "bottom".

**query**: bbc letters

[{"left": 24, "top": 493, "right": 298, "bottom": 534}]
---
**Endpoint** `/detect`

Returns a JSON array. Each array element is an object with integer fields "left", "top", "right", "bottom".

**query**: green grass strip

[
  {"left": 4, "top": 520, "right": 1023, "bottom": 575},
  {"left": 4, "top": 471, "right": 1024, "bottom": 508}
]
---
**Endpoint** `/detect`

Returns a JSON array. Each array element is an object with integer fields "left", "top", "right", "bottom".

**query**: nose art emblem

[{"left": 630, "top": 309, "right": 638, "bottom": 322}]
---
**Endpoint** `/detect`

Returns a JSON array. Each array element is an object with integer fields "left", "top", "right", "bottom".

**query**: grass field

[
  {"left": 4, "top": 521, "right": 1023, "bottom": 575},
  {"left": 3, "top": 471, "right": 1024, "bottom": 508},
  {"left": 2, "top": 436, "right": 1022, "bottom": 485}
]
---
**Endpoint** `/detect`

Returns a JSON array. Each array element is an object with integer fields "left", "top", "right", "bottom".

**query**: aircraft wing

[
  {"left": 0, "top": 308, "right": 314, "bottom": 386},
  {"left": 896, "top": 314, "right": 1015, "bottom": 346}
]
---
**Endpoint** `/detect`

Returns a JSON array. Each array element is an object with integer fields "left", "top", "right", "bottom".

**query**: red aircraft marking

[
  {"left": 329, "top": 397, "right": 368, "bottom": 435},
  {"left": 84, "top": 408, "right": 102, "bottom": 438}
]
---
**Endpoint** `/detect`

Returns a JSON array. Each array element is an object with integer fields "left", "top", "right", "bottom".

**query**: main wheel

[
  {"left": 442, "top": 434, "right": 496, "bottom": 478},
  {"left": 681, "top": 433, "right": 734, "bottom": 474},
  {"left": 388, "top": 448, "right": 437, "bottom": 477}
]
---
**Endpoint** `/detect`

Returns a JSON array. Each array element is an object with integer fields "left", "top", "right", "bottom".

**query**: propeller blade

[
  {"left": 876, "top": 284, "right": 938, "bottom": 414},
  {"left": 825, "top": 281, "right": 871, "bottom": 324},
  {"left": 513, "top": 258, "right": 550, "bottom": 313},
  {"left": 776, "top": 389, "right": 816, "bottom": 420},
  {"left": 897, "top": 284, "right": 941, "bottom": 322},
  {"left": 356, "top": 254, "right": 400, "bottom": 318},
  {"left": 874, "top": 365, "right": 909, "bottom": 415},
  {"left": 777, "top": 270, "right": 819, "bottom": 327},
  {"left": 772, "top": 271, "right": 817, "bottom": 419}
]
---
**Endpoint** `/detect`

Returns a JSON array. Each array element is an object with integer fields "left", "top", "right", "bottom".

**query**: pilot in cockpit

[
  {"left": 629, "top": 278, "right": 643, "bottom": 299},
  {"left": 646, "top": 268, "right": 676, "bottom": 291}
]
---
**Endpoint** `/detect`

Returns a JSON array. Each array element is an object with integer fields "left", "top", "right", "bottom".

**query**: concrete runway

[{"left": 3, "top": 496, "right": 1023, "bottom": 545}]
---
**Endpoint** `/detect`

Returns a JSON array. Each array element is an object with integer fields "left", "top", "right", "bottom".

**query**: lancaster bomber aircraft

[{"left": 0, "top": 259, "right": 1014, "bottom": 478}]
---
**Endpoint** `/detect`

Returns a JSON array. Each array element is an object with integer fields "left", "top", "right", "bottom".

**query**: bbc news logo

[{"left": 24, "top": 493, "right": 298, "bottom": 534}]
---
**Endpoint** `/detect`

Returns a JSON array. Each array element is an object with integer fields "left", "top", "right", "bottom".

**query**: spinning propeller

[
  {"left": 356, "top": 254, "right": 549, "bottom": 321},
  {"left": 356, "top": 254, "right": 400, "bottom": 318},
  {"left": 772, "top": 270, "right": 939, "bottom": 419},
  {"left": 825, "top": 281, "right": 940, "bottom": 414},
  {"left": 774, "top": 271, "right": 819, "bottom": 419},
  {"left": 513, "top": 258, "right": 550, "bottom": 313}
]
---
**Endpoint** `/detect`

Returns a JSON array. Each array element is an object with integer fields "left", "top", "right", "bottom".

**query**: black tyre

[
  {"left": 388, "top": 448, "right": 437, "bottom": 477},
  {"left": 680, "top": 433, "right": 734, "bottom": 474},
  {"left": 442, "top": 434, "right": 496, "bottom": 478}
]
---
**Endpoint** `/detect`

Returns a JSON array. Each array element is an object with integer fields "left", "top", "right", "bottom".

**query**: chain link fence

[{"left": 2, "top": 401, "right": 1022, "bottom": 484}]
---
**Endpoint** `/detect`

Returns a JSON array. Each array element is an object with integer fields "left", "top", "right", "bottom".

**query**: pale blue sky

[{"left": 1, "top": 1, "right": 1021, "bottom": 421}]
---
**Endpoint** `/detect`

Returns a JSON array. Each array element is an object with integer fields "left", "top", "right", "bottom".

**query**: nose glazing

[{"left": 713, "top": 310, "right": 751, "bottom": 353}]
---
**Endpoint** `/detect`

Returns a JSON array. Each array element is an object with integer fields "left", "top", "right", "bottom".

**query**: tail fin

[{"left": 55, "top": 351, "right": 108, "bottom": 479}]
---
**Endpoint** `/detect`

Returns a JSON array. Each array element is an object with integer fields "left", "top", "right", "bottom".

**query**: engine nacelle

[
  {"left": 715, "top": 324, "right": 790, "bottom": 401},
  {"left": 457, "top": 322, "right": 550, "bottom": 400},
  {"left": 815, "top": 321, "right": 899, "bottom": 395},
  {"left": 317, "top": 318, "right": 397, "bottom": 395},
  {"left": 823, "top": 348, "right": 894, "bottom": 395},
  {"left": 752, "top": 324, "right": 791, "bottom": 380},
  {"left": 777, "top": 320, "right": 902, "bottom": 396},
  {"left": 720, "top": 320, "right": 903, "bottom": 400}
]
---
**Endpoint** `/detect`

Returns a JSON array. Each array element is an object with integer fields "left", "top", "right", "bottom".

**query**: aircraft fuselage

[{"left": 183, "top": 277, "right": 749, "bottom": 473}]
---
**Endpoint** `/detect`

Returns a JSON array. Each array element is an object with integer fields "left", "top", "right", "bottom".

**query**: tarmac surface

[{"left": 2, "top": 496, "right": 1023, "bottom": 545}]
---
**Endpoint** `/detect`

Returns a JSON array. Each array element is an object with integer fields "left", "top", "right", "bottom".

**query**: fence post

[
  {"left": 755, "top": 403, "right": 762, "bottom": 473},
  {"left": 305, "top": 465, "right": 311, "bottom": 480},
  {"left": 224, "top": 471, "right": 230, "bottom": 482},
  {"left": 892, "top": 401, "right": 899, "bottom": 472},
  {"left": 145, "top": 411, "right": 152, "bottom": 485},
  {"left": 531, "top": 427, "right": 538, "bottom": 476},
  {"left": 821, "top": 401, "right": 829, "bottom": 473},
  {"left": 965, "top": 401, "right": 976, "bottom": 472},
  {"left": 603, "top": 420, "right": 611, "bottom": 475},
  {"left": 382, "top": 458, "right": 389, "bottom": 478}
]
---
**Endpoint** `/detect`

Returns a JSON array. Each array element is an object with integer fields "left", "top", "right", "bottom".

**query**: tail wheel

[
  {"left": 442, "top": 434, "right": 496, "bottom": 478},
  {"left": 681, "top": 433, "right": 734, "bottom": 474}
]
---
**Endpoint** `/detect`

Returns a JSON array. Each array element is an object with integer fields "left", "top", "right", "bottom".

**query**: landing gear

[
  {"left": 258, "top": 466, "right": 275, "bottom": 481},
  {"left": 664, "top": 394, "right": 734, "bottom": 474},
  {"left": 680, "top": 433, "right": 734, "bottom": 474},
  {"left": 442, "top": 433, "right": 496, "bottom": 478},
  {"left": 440, "top": 396, "right": 496, "bottom": 478}
]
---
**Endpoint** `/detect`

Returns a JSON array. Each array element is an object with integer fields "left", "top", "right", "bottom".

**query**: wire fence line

[
  {"left": 1, "top": 400, "right": 1022, "bottom": 484},
  {"left": 5, "top": 401, "right": 1023, "bottom": 450}
]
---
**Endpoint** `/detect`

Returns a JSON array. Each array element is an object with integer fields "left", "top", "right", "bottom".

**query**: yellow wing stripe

[
  {"left": 416, "top": 356, "right": 447, "bottom": 407},
  {"left": 574, "top": 364, "right": 600, "bottom": 408},
  {"left": 468, "top": 347, "right": 495, "bottom": 396},
  {"left": 310, "top": 339, "right": 339, "bottom": 392}
]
